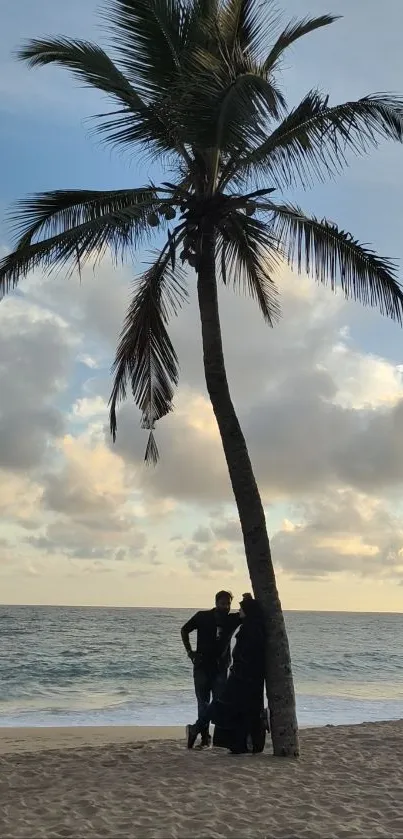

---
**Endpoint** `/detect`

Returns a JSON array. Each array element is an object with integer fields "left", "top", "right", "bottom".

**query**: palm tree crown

[{"left": 2, "top": 0, "right": 403, "bottom": 462}]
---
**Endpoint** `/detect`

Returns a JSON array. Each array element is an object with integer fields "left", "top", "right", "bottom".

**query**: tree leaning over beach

[{"left": 2, "top": 0, "right": 403, "bottom": 757}]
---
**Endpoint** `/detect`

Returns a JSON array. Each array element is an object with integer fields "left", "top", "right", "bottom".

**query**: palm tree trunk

[{"left": 196, "top": 230, "right": 299, "bottom": 757}]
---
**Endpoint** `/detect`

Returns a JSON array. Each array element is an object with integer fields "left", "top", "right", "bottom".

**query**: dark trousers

[
  {"left": 228, "top": 710, "right": 266, "bottom": 753},
  {"left": 193, "top": 667, "right": 227, "bottom": 735}
]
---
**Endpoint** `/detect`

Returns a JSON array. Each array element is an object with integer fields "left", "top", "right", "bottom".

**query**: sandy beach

[{"left": 0, "top": 720, "right": 402, "bottom": 838}]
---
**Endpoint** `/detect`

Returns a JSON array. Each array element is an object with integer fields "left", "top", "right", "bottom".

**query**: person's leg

[
  {"left": 229, "top": 713, "right": 249, "bottom": 754},
  {"left": 197, "top": 697, "right": 213, "bottom": 744},
  {"left": 212, "top": 668, "right": 227, "bottom": 702},
  {"left": 250, "top": 708, "right": 266, "bottom": 753},
  {"left": 193, "top": 667, "right": 210, "bottom": 727},
  {"left": 187, "top": 668, "right": 212, "bottom": 748},
  {"left": 195, "top": 669, "right": 227, "bottom": 748}
]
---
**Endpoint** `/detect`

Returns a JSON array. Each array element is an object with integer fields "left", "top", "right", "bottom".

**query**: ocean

[{"left": 0, "top": 606, "right": 401, "bottom": 728}]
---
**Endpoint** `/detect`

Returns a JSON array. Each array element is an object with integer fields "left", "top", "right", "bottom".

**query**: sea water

[{"left": 0, "top": 606, "right": 401, "bottom": 727}]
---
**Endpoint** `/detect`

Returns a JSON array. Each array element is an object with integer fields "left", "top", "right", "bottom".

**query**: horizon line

[{"left": 0, "top": 603, "right": 401, "bottom": 616}]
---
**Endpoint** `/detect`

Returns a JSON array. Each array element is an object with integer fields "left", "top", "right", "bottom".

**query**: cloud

[
  {"left": 71, "top": 395, "right": 108, "bottom": 421},
  {"left": 272, "top": 489, "right": 403, "bottom": 582},
  {"left": 26, "top": 260, "right": 129, "bottom": 354},
  {"left": 0, "top": 471, "right": 43, "bottom": 529},
  {"left": 31, "top": 434, "right": 148, "bottom": 561},
  {"left": 108, "top": 268, "right": 403, "bottom": 507},
  {"left": 178, "top": 519, "right": 245, "bottom": 578},
  {"left": 109, "top": 393, "right": 230, "bottom": 504},
  {"left": 185, "top": 544, "right": 236, "bottom": 577},
  {"left": 3, "top": 247, "right": 403, "bottom": 599},
  {"left": 42, "top": 436, "right": 128, "bottom": 525},
  {"left": 213, "top": 519, "right": 242, "bottom": 543},
  {"left": 0, "top": 540, "right": 14, "bottom": 569},
  {"left": 27, "top": 516, "right": 147, "bottom": 564},
  {"left": 0, "top": 299, "right": 74, "bottom": 471},
  {"left": 192, "top": 526, "right": 213, "bottom": 543}
]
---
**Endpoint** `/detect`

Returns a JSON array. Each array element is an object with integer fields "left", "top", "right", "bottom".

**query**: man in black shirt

[{"left": 181, "top": 590, "right": 241, "bottom": 747}]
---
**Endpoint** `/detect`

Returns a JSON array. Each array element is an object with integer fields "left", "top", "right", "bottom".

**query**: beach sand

[{"left": 0, "top": 720, "right": 402, "bottom": 838}]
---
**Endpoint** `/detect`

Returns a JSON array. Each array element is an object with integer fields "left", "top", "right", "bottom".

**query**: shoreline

[
  {"left": 0, "top": 725, "right": 183, "bottom": 754},
  {"left": 0, "top": 717, "right": 401, "bottom": 755}
]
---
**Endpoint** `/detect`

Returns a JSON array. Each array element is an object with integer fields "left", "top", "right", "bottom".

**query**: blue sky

[{"left": 1, "top": 0, "right": 403, "bottom": 610}]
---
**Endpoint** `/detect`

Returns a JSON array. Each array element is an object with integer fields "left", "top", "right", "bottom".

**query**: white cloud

[
  {"left": 77, "top": 354, "right": 100, "bottom": 370},
  {"left": 326, "top": 341, "right": 403, "bottom": 410},
  {"left": 0, "top": 297, "right": 75, "bottom": 471},
  {"left": 71, "top": 395, "right": 108, "bottom": 420},
  {"left": 271, "top": 489, "right": 403, "bottom": 583},
  {"left": 2, "top": 249, "right": 403, "bottom": 602},
  {"left": 29, "top": 434, "right": 149, "bottom": 561},
  {"left": 0, "top": 471, "right": 44, "bottom": 529},
  {"left": 108, "top": 267, "right": 403, "bottom": 507}
]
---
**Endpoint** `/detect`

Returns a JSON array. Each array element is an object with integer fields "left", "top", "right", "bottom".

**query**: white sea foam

[{"left": 0, "top": 606, "right": 402, "bottom": 728}]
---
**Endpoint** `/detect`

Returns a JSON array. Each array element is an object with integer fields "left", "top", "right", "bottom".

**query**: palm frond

[
  {"left": 17, "top": 37, "right": 145, "bottom": 110},
  {"left": 0, "top": 208, "right": 152, "bottom": 297},
  {"left": 229, "top": 92, "right": 403, "bottom": 189},
  {"left": 217, "top": 210, "right": 280, "bottom": 324},
  {"left": 109, "top": 245, "right": 188, "bottom": 462},
  {"left": 105, "top": 0, "right": 194, "bottom": 100},
  {"left": 219, "top": 0, "right": 271, "bottom": 58},
  {"left": 91, "top": 105, "right": 187, "bottom": 159},
  {"left": 8, "top": 187, "right": 161, "bottom": 248},
  {"left": 177, "top": 48, "right": 284, "bottom": 159},
  {"left": 171, "top": 1, "right": 285, "bottom": 156},
  {"left": 266, "top": 201, "right": 403, "bottom": 322},
  {"left": 211, "top": 72, "right": 283, "bottom": 165},
  {"left": 262, "top": 15, "right": 339, "bottom": 74},
  {"left": 17, "top": 36, "right": 188, "bottom": 159}
]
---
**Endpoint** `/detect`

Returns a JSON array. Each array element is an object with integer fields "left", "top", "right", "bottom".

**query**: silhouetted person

[
  {"left": 187, "top": 594, "right": 266, "bottom": 754},
  {"left": 181, "top": 590, "right": 240, "bottom": 747}
]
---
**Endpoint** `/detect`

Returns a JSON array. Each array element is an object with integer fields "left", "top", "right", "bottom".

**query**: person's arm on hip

[{"left": 181, "top": 613, "right": 200, "bottom": 662}]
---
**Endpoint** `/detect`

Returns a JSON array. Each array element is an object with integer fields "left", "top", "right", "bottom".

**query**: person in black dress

[
  {"left": 181, "top": 590, "right": 240, "bottom": 748},
  {"left": 186, "top": 594, "right": 266, "bottom": 754}
]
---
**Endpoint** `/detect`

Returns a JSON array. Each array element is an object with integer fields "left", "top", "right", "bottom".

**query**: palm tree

[{"left": 2, "top": 0, "right": 403, "bottom": 757}]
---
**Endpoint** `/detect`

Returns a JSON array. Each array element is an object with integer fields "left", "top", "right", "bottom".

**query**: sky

[{"left": 1, "top": 0, "right": 403, "bottom": 611}]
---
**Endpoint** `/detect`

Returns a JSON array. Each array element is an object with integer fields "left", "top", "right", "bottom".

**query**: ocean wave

[{"left": 1, "top": 606, "right": 402, "bottom": 728}]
